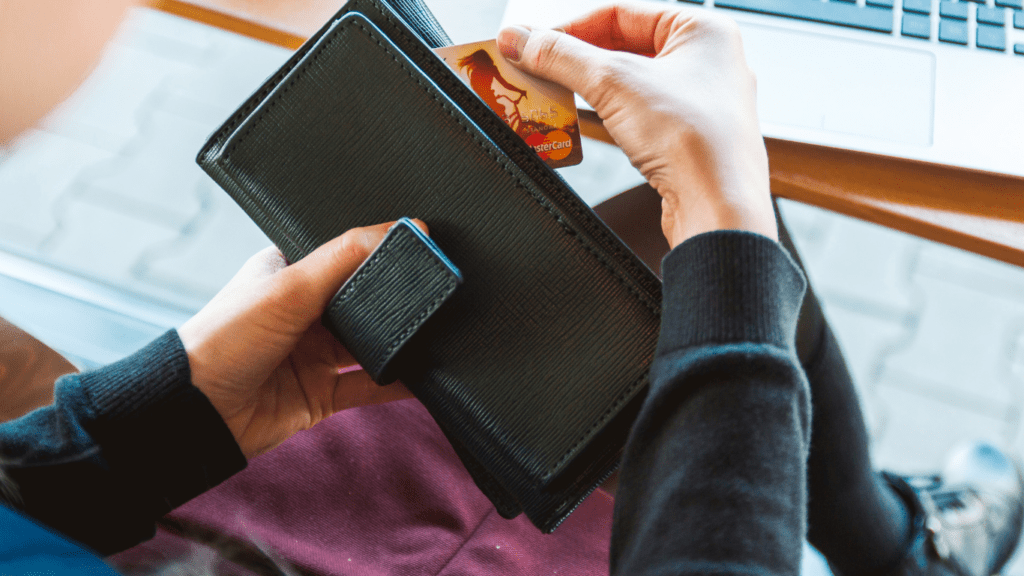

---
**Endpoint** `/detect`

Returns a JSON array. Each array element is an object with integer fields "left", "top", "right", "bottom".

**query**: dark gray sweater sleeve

[
  {"left": 611, "top": 230, "right": 811, "bottom": 576},
  {"left": 0, "top": 330, "right": 247, "bottom": 555}
]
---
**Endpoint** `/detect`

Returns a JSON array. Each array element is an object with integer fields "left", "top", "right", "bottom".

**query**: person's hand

[
  {"left": 177, "top": 222, "right": 420, "bottom": 458},
  {"left": 497, "top": 3, "right": 777, "bottom": 247}
]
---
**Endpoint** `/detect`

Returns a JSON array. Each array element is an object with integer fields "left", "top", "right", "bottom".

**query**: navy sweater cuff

[
  {"left": 658, "top": 230, "right": 807, "bottom": 356},
  {"left": 78, "top": 330, "right": 246, "bottom": 520}
]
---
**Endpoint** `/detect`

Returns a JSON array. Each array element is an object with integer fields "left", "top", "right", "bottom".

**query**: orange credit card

[{"left": 434, "top": 40, "right": 583, "bottom": 169}]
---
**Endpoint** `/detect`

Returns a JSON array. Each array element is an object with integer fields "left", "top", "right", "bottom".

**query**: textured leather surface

[
  {"left": 325, "top": 218, "right": 461, "bottom": 384},
  {"left": 196, "top": 0, "right": 662, "bottom": 532},
  {"left": 383, "top": 0, "right": 451, "bottom": 48}
]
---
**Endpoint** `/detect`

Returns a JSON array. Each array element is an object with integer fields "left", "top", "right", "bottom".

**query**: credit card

[{"left": 434, "top": 39, "right": 583, "bottom": 169}]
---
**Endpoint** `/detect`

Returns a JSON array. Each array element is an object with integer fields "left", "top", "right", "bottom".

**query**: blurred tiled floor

[{"left": 3, "top": 2, "right": 1024, "bottom": 572}]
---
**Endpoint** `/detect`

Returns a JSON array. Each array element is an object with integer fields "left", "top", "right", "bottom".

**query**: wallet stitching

[
  {"left": 203, "top": 22, "right": 332, "bottom": 155},
  {"left": 227, "top": 14, "right": 651, "bottom": 481},
  {"left": 347, "top": 4, "right": 659, "bottom": 484},
  {"left": 215, "top": 162, "right": 305, "bottom": 258},
  {"left": 208, "top": 27, "right": 342, "bottom": 260},
  {"left": 376, "top": 283, "right": 454, "bottom": 377},
  {"left": 329, "top": 237, "right": 391, "bottom": 308},
  {"left": 362, "top": 2, "right": 661, "bottom": 316},
  {"left": 374, "top": 234, "right": 457, "bottom": 376},
  {"left": 197, "top": 0, "right": 654, "bottom": 510},
  {"left": 342, "top": 18, "right": 652, "bottom": 480},
  {"left": 201, "top": 0, "right": 658, "bottom": 314},
  {"left": 357, "top": 0, "right": 661, "bottom": 312},
  {"left": 223, "top": 11, "right": 658, "bottom": 319},
  {"left": 249, "top": 14, "right": 655, "bottom": 317},
  {"left": 328, "top": 228, "right": 456, "bottom": 379}
]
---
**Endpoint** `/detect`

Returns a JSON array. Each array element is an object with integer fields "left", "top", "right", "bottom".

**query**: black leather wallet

[{"left": 197, "top": 0, "right": 662, "bottom": 532}]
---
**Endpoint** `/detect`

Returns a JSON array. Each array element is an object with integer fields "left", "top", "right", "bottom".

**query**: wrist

[
  {"left": 176, "top": 321, "right": 221, "bottom": 417},
  {"left": 177, "top": 321, "right": 254, "bottom": 453},
  {"left": 78, "top": 331, "right": 248, "bottom": 505},
  {"left": 658, "top": 182, "right": 776, "bottom": 248}
]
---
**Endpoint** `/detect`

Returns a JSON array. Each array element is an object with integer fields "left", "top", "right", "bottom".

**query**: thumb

[
  {"left": 279, "top": 219, "right": 429, "bottom": 320},
  {"left": 497, "top": 26, "right": 617, "bottom": 105}
]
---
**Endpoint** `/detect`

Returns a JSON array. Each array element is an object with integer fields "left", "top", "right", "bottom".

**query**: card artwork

[{"left": 434, "top": 39, "right": 583, "bottom": 169}]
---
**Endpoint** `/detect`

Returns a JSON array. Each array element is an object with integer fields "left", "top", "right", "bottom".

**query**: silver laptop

[{"left": 501, "top": 0, "right": 1024, "bottom": 178}]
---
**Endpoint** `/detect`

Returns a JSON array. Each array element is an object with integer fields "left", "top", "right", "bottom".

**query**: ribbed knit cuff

[
  {"left": 83, "top": 330, "right": 194, "bottom": 421},
  {"left": 79, "top": 330, "right": 246, "bottom": 513},
  {"left": 658, "top": 230, "right": 807, "bottom": 355}
]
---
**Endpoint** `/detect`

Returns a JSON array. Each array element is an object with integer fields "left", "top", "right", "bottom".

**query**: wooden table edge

[{"left": 148, "top": 0, "right": 309, "bottom": 49}]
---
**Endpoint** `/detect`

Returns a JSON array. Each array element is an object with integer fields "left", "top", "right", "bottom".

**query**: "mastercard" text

[{"left": 532, "top": 140, "right": 571, "bottom": 153}]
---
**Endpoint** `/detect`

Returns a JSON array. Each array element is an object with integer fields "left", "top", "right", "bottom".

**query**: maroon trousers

[{"left": 112, "top": 398, "right": 614, "bottom": 575}]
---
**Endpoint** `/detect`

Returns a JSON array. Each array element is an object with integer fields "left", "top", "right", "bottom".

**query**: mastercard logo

[{"left": 525, "top": 129, "right": 572, "bottom": 162}]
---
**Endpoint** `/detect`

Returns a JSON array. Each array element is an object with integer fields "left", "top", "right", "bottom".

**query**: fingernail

[{"left": 498, "top": 25, "right": 531, "bottom": 62}]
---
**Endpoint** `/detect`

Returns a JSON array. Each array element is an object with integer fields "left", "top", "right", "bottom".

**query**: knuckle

[
  {"left": 337, "top": 228, "right": 372, "bottom": 263},
  {"left": 275, "top": 265, "right": 314, "bottom": 304},
  {"left": 250, "top": 246, "right": 288, "bottom": 272},
  {"left": 526, "top": 30, "right": 564, "bottom": 71},
  {"left": 699, "top": 11, "right": 743, "bottom": 40}
]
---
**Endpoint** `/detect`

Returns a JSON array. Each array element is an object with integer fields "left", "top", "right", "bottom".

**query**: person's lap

[{"left": 110, "top": 398, "right": 615, "bottom": 576}]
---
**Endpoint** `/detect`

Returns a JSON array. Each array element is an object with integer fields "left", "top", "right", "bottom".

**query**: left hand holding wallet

[{"left": 178, "top": 221, "right": 421, "bottom": 458}]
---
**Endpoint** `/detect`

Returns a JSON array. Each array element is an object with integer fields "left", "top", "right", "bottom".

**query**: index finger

[{"left": 559, "top": 3, "right": 698, "bottom": 55}]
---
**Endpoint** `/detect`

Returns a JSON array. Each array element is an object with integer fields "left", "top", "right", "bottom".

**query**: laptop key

[
  {"left": 995, "top": 0, "right": 1022, "bottom": 8},
  {"left": 938, "top": 18, "right": 968, "bottom": 42},
  {"left": 976, "top": 23, "right": 1006, "bottom": 49},
  {"left": 1016, "top": 11, "right": 1024, "bottom": 28},
  {"left": 903, "top": 0, "right": 932, "bottom": 13},
  {"left": 977, "top": 6, "right": 1006, "bottom": 24},
  {"left": 939, "top": 1, "right": 969, "bottom": 19},
  {"left": 867, "top": 0, "right": 896, "bottom": 7},
  {"left": 1016, "top": 43, "right": 1024, "bottom": 54},
  {"left": 902, "top": 13, "right": 932, "bottom": 36},
  {"left": 713, "top": 0, "right": 894, "bottom": 32}
]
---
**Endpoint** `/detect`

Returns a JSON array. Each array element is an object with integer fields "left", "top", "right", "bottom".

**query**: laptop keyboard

[{"left": 675, "top": 0, "right": 1024, "bottom": 52}]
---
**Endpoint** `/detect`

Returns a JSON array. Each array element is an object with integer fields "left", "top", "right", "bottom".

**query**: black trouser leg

[{"left": 775, "top": 202, "right": 912, "bottom": 576}]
